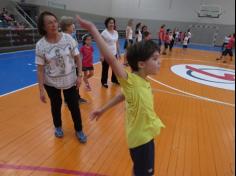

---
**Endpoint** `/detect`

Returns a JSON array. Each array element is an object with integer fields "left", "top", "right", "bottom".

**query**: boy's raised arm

[{"left": 76, "top": 16, "right": 127, "bottom": 79}]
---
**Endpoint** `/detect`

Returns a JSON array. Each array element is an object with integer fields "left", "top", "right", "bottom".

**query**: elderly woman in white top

[
  {"left": 35, "top": 11, "right": 87, "bottom": 143},
  {"left": 100, "top": 17, "right": 120, "bottom": 88}
]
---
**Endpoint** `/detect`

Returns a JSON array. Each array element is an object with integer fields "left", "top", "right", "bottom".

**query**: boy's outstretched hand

[
  {"left": 76, "top": 15, "right": 94, "bottom": 31},
  {"left": 90, "top": 109, "right": 104, "bottom": 121}
]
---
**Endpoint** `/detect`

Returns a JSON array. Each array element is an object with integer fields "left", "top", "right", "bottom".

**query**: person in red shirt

[
  {"left": 217, "top": 33, "right": 235, "bottom": 63},
  {"left": 80, "top": 34, "right": 94, "bottom": 91},
  {"left": 158, "top": 24, "right": 165, "bottom": 47},
  {"left": 162, "top": 29, "right": 171, "bottom": 55}
]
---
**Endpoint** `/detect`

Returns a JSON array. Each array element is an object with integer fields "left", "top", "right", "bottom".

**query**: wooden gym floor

[{"left": 0, "top": 48, "right": 235, "bottom": 176}]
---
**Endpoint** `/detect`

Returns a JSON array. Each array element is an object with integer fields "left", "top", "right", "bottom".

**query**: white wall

[
  {"left": 20, "top": 0, "right": 112, "bottom": 16},
  {"left": 111, "top": 0, "right": 235, "bottom": 25},
  {"left": 16, "top": 0, "right": 235, "bottom": 25},
  {"left": 14, "top": 0, "right": 235, "bottom": 25}
]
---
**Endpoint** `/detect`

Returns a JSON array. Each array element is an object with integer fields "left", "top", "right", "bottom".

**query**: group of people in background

[
  {"left": 124, "top": 20, "right": 193, "bottom": 59},
  {"left": 158, "top": 24, "right": 192, "bottom": 55},
  {"left": 0, "top": 7, "right": 27, "bottom": 29}
]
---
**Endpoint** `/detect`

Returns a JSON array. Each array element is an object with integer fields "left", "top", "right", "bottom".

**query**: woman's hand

[
  {"left": 40, "top": 90, "right": 47, "bottom": 103},
  {"left": 76, "top": 76, "right": 82, "bottom": 90}
]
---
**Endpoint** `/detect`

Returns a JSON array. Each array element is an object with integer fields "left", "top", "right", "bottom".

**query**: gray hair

[{"left": 60, "top": 16, "right": 74, "bottom": 32}]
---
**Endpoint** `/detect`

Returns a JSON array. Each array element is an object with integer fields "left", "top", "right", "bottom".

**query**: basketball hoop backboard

[{"left": 197, "top": 5, "right": 222, "bottom": 18}]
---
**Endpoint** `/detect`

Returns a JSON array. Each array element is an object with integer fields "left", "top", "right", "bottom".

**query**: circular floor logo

[{"left": 171, "top": 64, "right": 235, "bottom": 91}]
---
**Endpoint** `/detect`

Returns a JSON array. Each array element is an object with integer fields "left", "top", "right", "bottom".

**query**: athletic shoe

[
  {"left": 112, "top": 81, "right": 120, "bottom": 85},
  {"left": 79, "top": 98, "right": 87, "bottom": 104},
  {"left": 76, "top": 131, "right": 87, "bottom": 143},
  {"left": 102, "top": 83, "right": 108, "bottom": 88},
  {"left": 55, "top": 127, "right": 64, "bottom": 138}
]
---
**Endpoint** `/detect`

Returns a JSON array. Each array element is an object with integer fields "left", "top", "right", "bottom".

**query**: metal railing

[
  {"left": 0, "top": 28, "right": 40, "bottom": 48},
  {"left": 13, "top": 1, "right": 37, "bottom": 28},
  {"left": 0, "top": 28, "right": 125, "bottom": 49}
]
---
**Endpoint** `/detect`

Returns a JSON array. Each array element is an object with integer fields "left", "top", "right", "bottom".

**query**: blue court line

[{"left": 0, "top": 39, "right": 223, "bottom": 96}]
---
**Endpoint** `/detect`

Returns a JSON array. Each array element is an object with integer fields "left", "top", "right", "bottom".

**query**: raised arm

[
  {"left": 76, "top": 16, "right": 127, "bottom": 79},
  {"left": 90, "top": 92, "right": 125, "bottom": 121}
]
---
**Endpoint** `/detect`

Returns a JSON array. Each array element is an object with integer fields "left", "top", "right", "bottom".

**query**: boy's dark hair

[
  {"left": 104, "top": 17, "right": 116, "bottom": 28},
  {"left": 37, "top": 11, "right": 58, "bottom": 36},
  {"left": 126, "top": 40, "right": 160, "bottom": 72},
  {"left": 82, "top": 34, "right": 91, "bottom": 45}
]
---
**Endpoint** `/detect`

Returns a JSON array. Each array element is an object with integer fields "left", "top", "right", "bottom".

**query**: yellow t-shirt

[{"left": 118, "top": 72, "right": 165, "bottom": 149}]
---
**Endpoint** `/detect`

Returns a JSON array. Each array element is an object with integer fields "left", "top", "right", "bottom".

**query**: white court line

[
  {"left": 152, "top": 88, "right": 234, "bottom": 107},
  {"left": 148, "top": 76, "right": 235, "bottom": 107},
  {"left": 94, "top": 61, "right": 100, "bottom": 65},
  {"left": 0, "top": 83, "right": 38, "bottom": 97}
]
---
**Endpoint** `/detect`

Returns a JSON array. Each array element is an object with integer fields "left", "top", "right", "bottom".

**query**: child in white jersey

[{"left": 183, "top": 33, "right": 189, "bottom": 52}]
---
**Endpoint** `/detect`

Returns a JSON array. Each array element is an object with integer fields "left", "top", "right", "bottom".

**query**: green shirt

[{"left": 118, "top": 72, "right": 165, "bottom": 148}]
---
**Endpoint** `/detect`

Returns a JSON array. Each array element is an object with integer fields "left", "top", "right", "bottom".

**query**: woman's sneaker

[
  {"left": 79, "top": 97, "right": 87, "bottom": 104},
  {"left": 76, "top": 131, "right": 87, "bottom": 143},
  {"left": 55, "top": 127, "right": 64, "bottom": 138},
  {"left": 102, "top": 83, "right": 108, "bottom": 88}
]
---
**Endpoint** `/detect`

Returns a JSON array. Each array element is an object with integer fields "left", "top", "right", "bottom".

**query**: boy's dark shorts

[{"left": 129, "top": 140, "right": 155, "bottom": 176}]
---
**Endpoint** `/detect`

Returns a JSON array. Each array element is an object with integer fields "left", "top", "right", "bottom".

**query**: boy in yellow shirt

[{"left": 77, "top": 16, "right": 165, "bottom": 176}]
